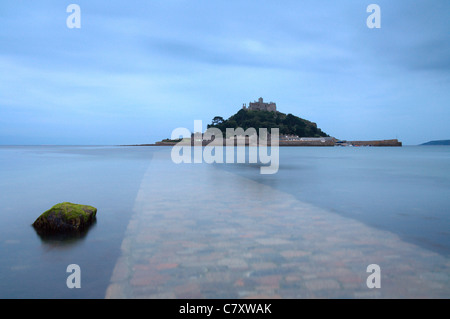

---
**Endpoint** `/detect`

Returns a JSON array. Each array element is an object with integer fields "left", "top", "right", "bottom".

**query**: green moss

[{"left": 41, "top": 202, "right": 97, "bottom": 222}]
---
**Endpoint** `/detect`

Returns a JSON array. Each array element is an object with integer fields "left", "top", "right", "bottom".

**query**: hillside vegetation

[{"left": 207, "top": 109, "right": 329, "bottom": 138}]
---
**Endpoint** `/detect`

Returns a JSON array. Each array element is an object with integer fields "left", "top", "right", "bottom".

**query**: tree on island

[{"left": 211, "top": 116, "right": 225, "bottom": 126}]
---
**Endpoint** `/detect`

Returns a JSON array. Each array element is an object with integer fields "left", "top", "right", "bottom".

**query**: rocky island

[{"left": 150, "top": 97, "right": 402, "bottom": 147}]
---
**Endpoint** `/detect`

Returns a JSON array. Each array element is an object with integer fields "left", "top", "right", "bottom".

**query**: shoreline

[{"left": 122, "top": 138, "right": 402, "bottom": 147}]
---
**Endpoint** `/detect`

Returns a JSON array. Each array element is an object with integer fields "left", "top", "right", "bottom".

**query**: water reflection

[{"left": 33, "top": 219, "right": 97, "bottom": 249}]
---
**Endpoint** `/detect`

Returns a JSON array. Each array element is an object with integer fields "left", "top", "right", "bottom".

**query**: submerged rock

[{"left": 32, "top": 202, "right": 97, "bottom": 234}]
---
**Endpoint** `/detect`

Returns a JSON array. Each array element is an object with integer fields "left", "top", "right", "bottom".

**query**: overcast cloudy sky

[{"left": 0, "top": 0, "right": 449, "bottom": 145}]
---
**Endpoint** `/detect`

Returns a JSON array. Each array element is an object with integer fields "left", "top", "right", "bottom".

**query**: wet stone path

[{"left": 106, "top": 154, "right": 450, "bottom": 298}]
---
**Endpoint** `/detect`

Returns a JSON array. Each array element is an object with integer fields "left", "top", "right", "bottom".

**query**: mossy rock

[{"left": 32, "top": 202, "right": 97, "bottom": 234}]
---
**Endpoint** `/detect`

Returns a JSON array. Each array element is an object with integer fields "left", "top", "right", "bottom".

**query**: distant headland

[
  {"left": 142, "top": 97, "right": 402, "bottom": 147},
  {"left": 420, "top": 140, "right": 450, "bottom": 146}
]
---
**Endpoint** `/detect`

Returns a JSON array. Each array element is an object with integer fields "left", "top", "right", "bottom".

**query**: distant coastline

[{"left": 420, "top": 140, "right": 450, "bottom": 146}]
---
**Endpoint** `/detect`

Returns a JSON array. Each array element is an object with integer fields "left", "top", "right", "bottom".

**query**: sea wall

[
  {"left": 279, "top": 140, "right": 335, "bottom": 147},
  {"left": 348, "top": 139, "right": 402, "bottom": 147}
]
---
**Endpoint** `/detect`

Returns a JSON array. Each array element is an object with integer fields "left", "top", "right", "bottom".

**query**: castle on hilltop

[{"left": 242, "top": 97, "right": 276, "bottom": 112}]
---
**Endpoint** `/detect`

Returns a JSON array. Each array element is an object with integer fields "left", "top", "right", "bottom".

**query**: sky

[{"left": 0, "top": 0, "right": 449, "bottom": 145}]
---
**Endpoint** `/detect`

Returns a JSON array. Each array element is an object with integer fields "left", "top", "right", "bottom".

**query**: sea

[{"left": 0, "top": 145, "right": 449, "bottom": 298}]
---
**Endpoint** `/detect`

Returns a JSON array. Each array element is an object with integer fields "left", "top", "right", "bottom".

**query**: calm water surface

[
  {"left": 0, "top": 145, "right": 448, "bottom": 298},
  {"left": 0, "top": 146, "right": 151, "bottom": 298},
  {"left": 220, "top": 146, "right": 450, "bottom": 256}
]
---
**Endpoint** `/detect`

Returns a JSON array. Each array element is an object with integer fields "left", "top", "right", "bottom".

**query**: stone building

[{"left": 242, "top": 97, "right": 276, "bottom": 112}]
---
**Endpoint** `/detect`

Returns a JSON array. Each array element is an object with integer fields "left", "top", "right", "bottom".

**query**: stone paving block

[{"left": 304, "top": 279, "right": 341, "bottom": 291}]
